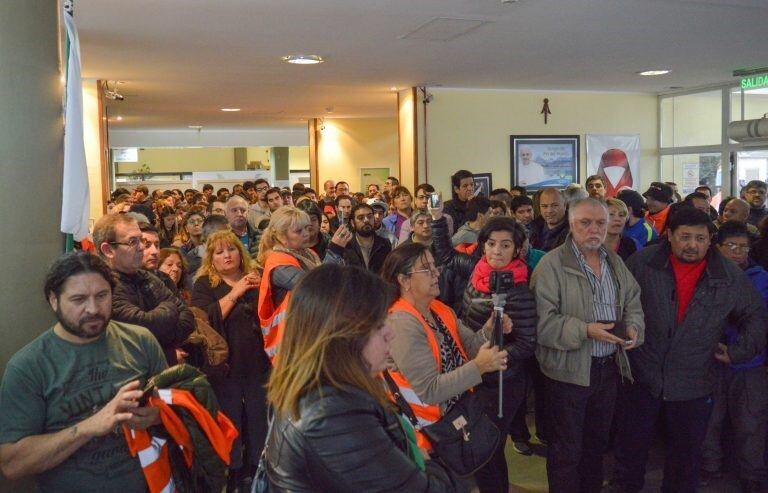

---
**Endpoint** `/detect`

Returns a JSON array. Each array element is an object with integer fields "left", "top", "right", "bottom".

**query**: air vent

[{"left": 399, "top": 17, "right": 490, "bottom": 42}]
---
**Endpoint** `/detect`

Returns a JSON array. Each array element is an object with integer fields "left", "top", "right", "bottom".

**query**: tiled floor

[{"left": 504, "top": 428, "right": 746, "bottom": 492}]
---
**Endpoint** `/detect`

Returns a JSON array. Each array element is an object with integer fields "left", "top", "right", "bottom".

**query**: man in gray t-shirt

[{"left": 0, "top": 252, "right": 167, "bottom": 492}]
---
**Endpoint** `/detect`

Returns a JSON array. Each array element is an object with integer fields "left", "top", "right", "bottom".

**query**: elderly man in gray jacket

[{"left": 531, "top": 197, "right": 644, "bottom": 493}]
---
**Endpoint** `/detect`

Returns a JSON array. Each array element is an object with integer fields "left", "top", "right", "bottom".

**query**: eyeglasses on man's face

[
  {"left": 722, "top": 242, "right": 750, "bottom": 253},
  {"left": 407, "top": 264, "right": 442, "bottom": 277},
  {"left": 110, "top": 237, "right": 142, "bottom": 249}
]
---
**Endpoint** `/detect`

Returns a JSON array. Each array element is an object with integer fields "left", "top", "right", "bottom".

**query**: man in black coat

[
  {"left": 609, "top": 207, "right": 767, "bottom": 493},
  {"left": 442, "top": 169, "right": 475, "bottom": 229},
  {"left": 343, "top": 203, "right": 391, "bottom": 274},
  {"left": 529, "top": 188, "right": 569, "bottom": 252},
  {"left": 93, "top": 214, "right": 194, "bottom": 366}
]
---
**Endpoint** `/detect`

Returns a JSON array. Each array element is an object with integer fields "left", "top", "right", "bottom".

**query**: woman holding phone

[{"left": 257, "top": 206, "right": 351, "bottom": 364}]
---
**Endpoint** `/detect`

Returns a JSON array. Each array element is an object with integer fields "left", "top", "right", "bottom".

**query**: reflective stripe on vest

[
  {"left": 258, "top": 251, "right": 301, "bottom": 364},
  {"left": 124, "top": 428, "right": 175, "bottom": 493},
  {"left": 385, "top": 298, "right": 470, "bottom": 449}
]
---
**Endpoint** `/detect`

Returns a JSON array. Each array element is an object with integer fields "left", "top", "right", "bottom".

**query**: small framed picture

[
  {"left": 473, "top": 173, "right": 492, "bottom": 198},
  {"left": 510, "top": 135, "right": 580, "bottom": 191}
]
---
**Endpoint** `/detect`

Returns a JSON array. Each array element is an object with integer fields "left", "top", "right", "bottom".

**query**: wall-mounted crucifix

[{"left": 541, "top": 98, "right": 552, "bottom": 124}]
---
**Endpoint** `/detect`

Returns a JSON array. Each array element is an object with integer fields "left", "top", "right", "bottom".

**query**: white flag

[{"left": 60, "top": 0, "right": 90, "bottom": 241}]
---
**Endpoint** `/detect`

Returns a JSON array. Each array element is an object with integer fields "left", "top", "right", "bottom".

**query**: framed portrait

[
  {"left": 473, "top": 173, "right": 492, "bottom": 198},
  {"left": 510, "top": 135, "right": 580, "bottom": 191}
]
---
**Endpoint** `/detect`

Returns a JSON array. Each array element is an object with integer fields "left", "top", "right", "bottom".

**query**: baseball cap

[
  {"left": 642, "top": 182, "right": 673, "bottom": 204},
  {"left": 367, "top": 199, "right": 388, "bottom": 214}
]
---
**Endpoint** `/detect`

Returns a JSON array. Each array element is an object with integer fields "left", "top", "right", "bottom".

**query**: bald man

[
  {"left": 530, "top": 188, "right": 570, "bottom": 252},
  {"left": 226, "top": 195, "right": 261, "bottom": 256},
  {"left": 716, "top": 198, "right": 759, "bottom": 238}
]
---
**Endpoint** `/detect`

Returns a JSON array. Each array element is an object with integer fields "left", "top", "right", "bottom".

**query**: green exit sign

[{"left": 741, "top": 74, "right": 768, "bottom": 90}]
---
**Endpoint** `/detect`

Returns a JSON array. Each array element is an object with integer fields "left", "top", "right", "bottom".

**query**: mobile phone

[
  {"left": 138, "top": 386, "right": 154, "bottom": 406},
  {"left": 429, "top": 192, "right": 441, "bottom": 209},
  {"left": 337, "top": 210, "right": 346, "bottom": 226}
]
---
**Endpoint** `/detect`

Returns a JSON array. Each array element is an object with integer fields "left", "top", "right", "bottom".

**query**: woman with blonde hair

[
  {"left": 191, "top": 230, "right": 269, "bottom": 491},
  {"left": 604, "top": 198, "right": 639, "bottom": 260},
  {"left": 263, "top": 264, "right": 458, "bottom": 491},
  {"left": 257, "top": 205, "right": 351, "bottom": 363}
]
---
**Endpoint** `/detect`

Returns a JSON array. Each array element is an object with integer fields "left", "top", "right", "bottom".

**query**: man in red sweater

[{"left": 609, "top": 207, "right": 767, "bottom": 493}]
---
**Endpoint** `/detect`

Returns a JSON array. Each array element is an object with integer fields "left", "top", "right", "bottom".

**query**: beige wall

[
  {"left": 289, "top": 146, "right": 310, "bottom": 170},
  {"left": 246, "top": 146, "right": 271, "bottom": 169},
  {"left": 426, "top": 89, "right": 658, "bottom": 195},
  {"left": 317, "top": 118, "right": 398, "bottom": 193},
  {"left": 115, "top": 147, "right": 236, "bottom": 174}
]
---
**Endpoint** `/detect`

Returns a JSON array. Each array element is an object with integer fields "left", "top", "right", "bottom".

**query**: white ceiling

[{"left": 76, "top": 0, "right": 768, "bottom": 131}]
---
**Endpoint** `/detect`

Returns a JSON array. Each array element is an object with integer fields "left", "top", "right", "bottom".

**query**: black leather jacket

[
  {"left": 112, "top": 270, "right": 195, "bottom": 365},
  {"left": 431, "top": 216, "right": 480, "bottom": 314},
  {"left": 265, "top": 385, "right": 457, "bottom": 492}
]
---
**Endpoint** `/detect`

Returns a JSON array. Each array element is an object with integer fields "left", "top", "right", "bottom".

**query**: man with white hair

[
  {"left": 518, "top": 146, "right": 548, "bottom": 187},
  {"left": 531, "top": 197, "right": 645, "bottom": 493}
]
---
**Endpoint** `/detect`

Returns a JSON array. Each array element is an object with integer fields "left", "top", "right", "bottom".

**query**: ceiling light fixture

[
  {"left": 115, "top": 116, "right": 123, "bottom": 121},
  {"left": 188, "top": 125, "right": 203, "bottom": 129},
  {"left": 281, "top": 54, "right": 324, "bottom": 65},
  {"left": 220, "top": 108, "right": 241, "bottom": 112},
  {"left": 637, "top": 69, "right": 671, "bottom": 76},
  {"left": 390, "top": 86, "right": 398, "bottom": 91}
]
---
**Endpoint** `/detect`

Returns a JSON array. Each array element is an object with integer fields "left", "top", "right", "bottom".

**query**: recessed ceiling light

[
  {"left": 281, "top": 54, "right": 324, "bottom": 65},
  {"left": 221, "top": 108, "right": 241, "bottom": 112},
  {"left": 115, "top": 116, "right": 123, "bottom": 121},
  {"left": 637, "top": 69, "right": 671, "bottom": 76},
  {"left": 390, "top": 86, "right": 399, "bottom": 91},
  {"left": 188, "top": 125, "right": 203, "bottom": 129}
]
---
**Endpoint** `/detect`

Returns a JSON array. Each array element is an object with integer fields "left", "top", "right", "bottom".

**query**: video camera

[{"left": 489, "top": 270, "right": 515, "bottom": 295}]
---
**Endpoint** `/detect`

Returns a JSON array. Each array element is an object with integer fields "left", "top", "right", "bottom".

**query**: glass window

[
  {"left": 660, "top": 90, "right": 722, "bottom": 148},
  {"left": 661, "top": 153, "right": 723, "bottom": 207},
  {"left": 736, "top": 150, "right": 768, "bottom": 192}
]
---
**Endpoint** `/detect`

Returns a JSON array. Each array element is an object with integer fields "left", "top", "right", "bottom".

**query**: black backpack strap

[{"left": 382, "top": 370, "right": 421, "bottom": 429}]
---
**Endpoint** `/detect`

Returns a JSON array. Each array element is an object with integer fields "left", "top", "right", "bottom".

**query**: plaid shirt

[{"left": 570, "top": 240, "right": 618, "bottom": 357}]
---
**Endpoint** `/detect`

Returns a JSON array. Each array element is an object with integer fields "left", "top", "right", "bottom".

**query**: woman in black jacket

[
  {"left": 264, "top": 264, "right": 457, "bottom": 492},
  {"left": 448, "top": 216, "right": 537, "bottom": 493},
  {"left": 191, "top": 230, "right": 270, "bottom": 491}
]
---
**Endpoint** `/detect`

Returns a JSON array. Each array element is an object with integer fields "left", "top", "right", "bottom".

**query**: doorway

[{"left": 361, "top": 168, "right": 391, "bottom": 193}]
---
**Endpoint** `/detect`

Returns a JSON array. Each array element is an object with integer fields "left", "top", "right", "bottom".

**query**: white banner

[
  {"left": 586, "top": 134, "right": 640, "bottom": 198},
  {"left": 60, "top": 0, "right": 91, "bottom": 241}
]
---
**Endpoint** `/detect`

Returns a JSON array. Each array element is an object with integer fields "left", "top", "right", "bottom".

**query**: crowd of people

[{"left": 1, "top": 170, "right": 768, "bottom": 493}]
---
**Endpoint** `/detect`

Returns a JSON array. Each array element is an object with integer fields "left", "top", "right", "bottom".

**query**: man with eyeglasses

[
  {"left": 743, "top": 180, "right": 768, "bottom": 227},
  {"left": 608, "top": 208, "right": 767, "bottom": 493},
  {"left": 342, "top": 203, "right": 391, "bottom": 274},
  {"left": 93, "top": 214, "right": 194, "bottom": 366},
  {"left": 697, "top": 220, "right": 768, "bottom": 492},
  {"left": 247, "top": 179, "right": 272, "bottom": 230}
]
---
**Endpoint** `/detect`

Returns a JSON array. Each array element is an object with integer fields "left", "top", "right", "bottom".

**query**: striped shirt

[{"left": 570, "top": 240, "right": 618, "bottom": 357}]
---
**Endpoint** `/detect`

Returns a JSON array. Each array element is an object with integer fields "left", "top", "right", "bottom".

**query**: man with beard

[
  {"left": 343, "top": 203, "right": 391, "bottom": 274},
  {"left": 743, "top": 180, "right": 768, "bottom": 227},
  {"left": 0, "top": 252, "right": 167, "bottom": 491},
  {"left": 138, "top": 223, "right": 177, "bottom": 293},
  {"left": 93, "top": 214, "right": 194, "bottom": 366}
]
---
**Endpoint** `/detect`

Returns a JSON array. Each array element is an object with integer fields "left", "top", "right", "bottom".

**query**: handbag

[
  {"left": 251, "top": 410, "right": 274, "bottom": 493},
  {"left": 382, "top": 370, "right": 500, "bottom": 477}
]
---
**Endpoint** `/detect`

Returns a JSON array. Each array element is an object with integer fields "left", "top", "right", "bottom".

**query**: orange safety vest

[
  {"left": 386, "top": 298, "right": 470, "bottom": 450},
  {"left": 258, "top": 251, "right": 301, "bottom": 364},
  {"left": 646, "top": 206, "right": 670, "bottom": 236},
  {"left": 123, "top": 388, "right": 239, "bottom": 493},
  {"left": 455, "top": 243, "right": 478, "bottom": 255}
]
